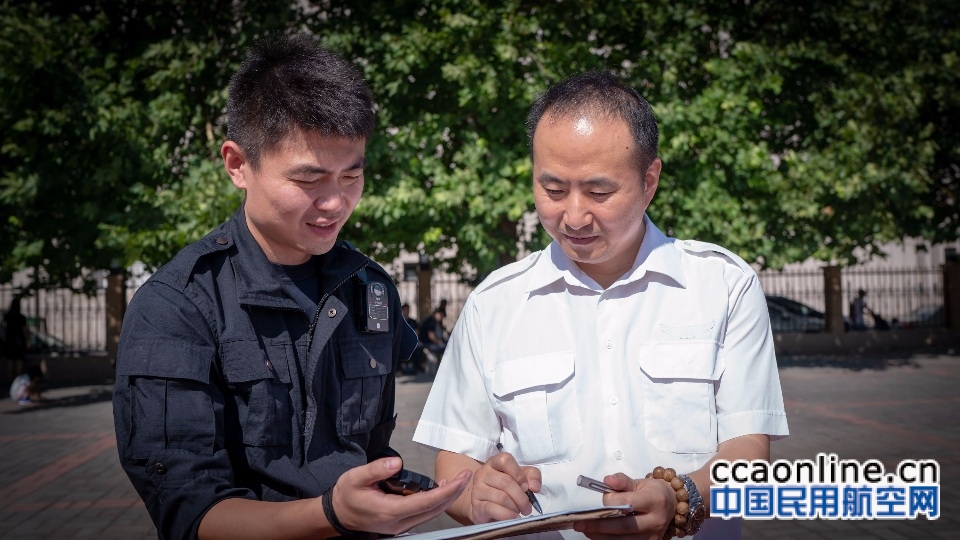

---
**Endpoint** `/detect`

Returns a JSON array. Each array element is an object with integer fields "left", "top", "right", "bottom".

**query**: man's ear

[
  {"left": 222, "top": 141, "right": 249, "bottom": 189},
  {"left": 641, "top": 157, "right": 662, "bottom": 210}
]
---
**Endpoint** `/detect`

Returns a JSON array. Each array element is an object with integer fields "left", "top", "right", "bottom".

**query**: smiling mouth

[
  {"left": 307, "top": 221, "right": 339, "bottom": 232},
  {"left": 564, "top": 234, "right": 596, "bottom": 245}
]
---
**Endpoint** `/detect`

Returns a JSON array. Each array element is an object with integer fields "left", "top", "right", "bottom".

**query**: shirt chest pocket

[
  {"left": 221, "top": 341, "right": 294, "bottom": 447},
  {"left": 493, "top": 351, "right": 581, "bottom": 465},
  {"left": 337, "top": 336, "right": 393, "bottom": 437},
  {"left": 637, "top": 341, "right": 724, "bottom": 454}
]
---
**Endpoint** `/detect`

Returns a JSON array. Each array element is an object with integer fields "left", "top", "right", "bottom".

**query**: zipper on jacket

[{"left": 306, "top": 262, "right": 367, "bottom": 352}]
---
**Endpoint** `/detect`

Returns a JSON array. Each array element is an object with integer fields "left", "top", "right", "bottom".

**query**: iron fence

[
  {"left": 396, "top": 275, "right": 473, "bottom": 331},
  {"left": 841, "top": 267, "right": 943, "bottom": 329},
  {"left": 758, "top": 266, "right": 944, "bottom": 332},
  {"left": 0, "top": 263, "right": 948, "bottom": 356},
  {"left": 1, "top": 284, "right": 106, "bottom": 355}
]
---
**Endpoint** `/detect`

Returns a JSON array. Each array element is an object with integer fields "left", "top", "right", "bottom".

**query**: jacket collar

[
  {"left": 524, "top": 215, "right": 686, "bottom": 293},
  {"left": 225, "top": 206, "right": 368, "bottom": 308}
]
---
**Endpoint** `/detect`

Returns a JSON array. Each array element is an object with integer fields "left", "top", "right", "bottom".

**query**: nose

[
  {"left": 562, "top": 193, "right": 592, "bottom": 231},
  {"left": 312, "top": 182, "right": 343, "bottom": 215}
]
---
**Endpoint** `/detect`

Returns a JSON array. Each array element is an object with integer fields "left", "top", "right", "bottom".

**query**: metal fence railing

[
  {"left": 1, "top": 285, "right": 106, "bottom": 355},
  {"left": 841, "top": 267, "right": 943, "bottom": 329},
  {"left": 758, "top": 266, "right": 945, "bottom": 332},
  {"left": 396, "top": 275, "right": 474, "bottom": 331},
  {"left": 0, "top": 264, "right": 949, "bottom": 355}
]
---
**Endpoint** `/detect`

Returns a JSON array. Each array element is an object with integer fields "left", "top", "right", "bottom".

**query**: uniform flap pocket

[
  {"left": 220, "top": 340, "right": 292, "bottom": 384},
  {"left": 493, "top": 351, "right": 574, "bottom": 398},
  {"left": 637, "top": 341, "right": 724, "bottom": 380},
  {"left": 117, "top": 339, "right": 212, "bottom": 383},
  {"left": 340, "top": 336, "right": 393, "bottom": 379}
]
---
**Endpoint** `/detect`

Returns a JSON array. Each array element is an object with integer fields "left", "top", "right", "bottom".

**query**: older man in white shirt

[{"left": 414, "top": 71, "right": 788, "bottom": 539}]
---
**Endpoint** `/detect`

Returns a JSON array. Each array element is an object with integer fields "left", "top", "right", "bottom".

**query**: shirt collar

[{"left": 524, "top": 215, "right": 686, "bottom": 293}]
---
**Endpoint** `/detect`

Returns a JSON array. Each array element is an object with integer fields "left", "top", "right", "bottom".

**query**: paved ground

[{"left": 1, "top": 352, "right": 956, "bottom": 539}]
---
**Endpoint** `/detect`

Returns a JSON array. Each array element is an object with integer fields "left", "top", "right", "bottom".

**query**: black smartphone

[{"left": 379, "top": 469, "right": 437, "bottom": 496}]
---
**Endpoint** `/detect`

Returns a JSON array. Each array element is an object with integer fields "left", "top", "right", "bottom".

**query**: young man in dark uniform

[{"left": 113, "top": 34, "right": 470, "bottom": 540}]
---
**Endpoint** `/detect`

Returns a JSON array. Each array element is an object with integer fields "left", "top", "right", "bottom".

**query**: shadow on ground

[
  {"left": 4, "top": 384, "right": 114, "bottom": 414},
  {"left": 777, "top": 350, "right": 957, "bottom": 371}
]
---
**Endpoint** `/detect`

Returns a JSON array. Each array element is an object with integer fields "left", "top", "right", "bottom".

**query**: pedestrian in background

[
  {"left": 9, "top": 364, "right": 44, "bottom": 405},
  {"left": 3, "top": 297, "right": 30, "bottom": 382}
]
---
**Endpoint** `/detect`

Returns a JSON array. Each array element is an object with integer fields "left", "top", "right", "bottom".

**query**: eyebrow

[
  {"left": 537, "top": 172, "right": 617, "bottom": 189},
  {"left": 285, "top": 156, "right": 367, "bottom": 177}
]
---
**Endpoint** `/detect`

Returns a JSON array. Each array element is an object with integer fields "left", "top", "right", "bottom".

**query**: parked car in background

[
  {"left": 766, "top": 296, "right": 826, "bottom": 333},
  {"left": 897, "top": 305, "right": 944, "bottom": 329},
  {"left": 765, "top": 295, "right": 852, "bottom": 333}
]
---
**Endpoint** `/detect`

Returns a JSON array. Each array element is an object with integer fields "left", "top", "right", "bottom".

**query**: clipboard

[{"left": 398, "top": 505, "right": 633, "bottom": 540}]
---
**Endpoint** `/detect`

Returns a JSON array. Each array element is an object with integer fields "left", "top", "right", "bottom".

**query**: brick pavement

[{"left": 0, "top": 353, "right": 956, "bottom": 539}]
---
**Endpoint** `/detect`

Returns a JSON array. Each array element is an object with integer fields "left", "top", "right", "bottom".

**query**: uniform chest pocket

[
  {"left": 493, "top": 351, "right": 581, "bottom": 465},
  {"left": 337, "top": 335, "right": 393, "bottom": 437},
  {"left": 636, "top": 341, "right": 724, "bottom": 454},
  {"left": 221, "top": 341, "right": 294, "bottom": 447}
]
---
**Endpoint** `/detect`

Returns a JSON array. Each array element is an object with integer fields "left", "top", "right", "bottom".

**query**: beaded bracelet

[{"left": 646, "top": 466, "right": 695, "bottom": 539}]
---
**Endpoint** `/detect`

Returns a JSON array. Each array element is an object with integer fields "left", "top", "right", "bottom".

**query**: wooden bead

[
  {"left": 676, "top": 487, "right": 689, "bottom": 502},
  {"left": 653, "top": 466, "right": 666, "bottom": 479},
  {"left": 645, "top": 473, "right": 652, "bottom": 479},
  {"left": 671, "top": 476, "right": 684, "bottom": 490},
  {"left": 663, "top": 468, "right": 676, "bottom": 482},
  {"left": 676, "top": 501, "right": 689, "bottom": 515},
  {"left": 674, "top": 513, "right": 687, "bottom": 527},
  {"left": 675, "top": 530, "right": 687, "bottom": 538}
]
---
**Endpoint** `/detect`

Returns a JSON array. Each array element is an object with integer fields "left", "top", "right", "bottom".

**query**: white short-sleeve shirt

[{"left": 414, "top": 217, "right": 789, "bottom": 539}]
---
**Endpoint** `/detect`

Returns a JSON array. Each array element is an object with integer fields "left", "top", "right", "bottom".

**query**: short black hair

[
  {"left": 26, "top": 365, "right": 43, "bottom": 380},
  {"left": 526, "top": 71, "right": 659, "bottom": 173},
  {"left": 226, "top": 33, "right": 375, "bottom": 169}
]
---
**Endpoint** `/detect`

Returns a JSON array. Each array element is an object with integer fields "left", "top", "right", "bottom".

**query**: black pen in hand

[{"left": 496, "top": 442, "right": 543, "bottom": 514}]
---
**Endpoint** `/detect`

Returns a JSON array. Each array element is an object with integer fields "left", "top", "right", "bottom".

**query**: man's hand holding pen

[{"left": 464, "top": 446, "right": 543, "bottom": 523}]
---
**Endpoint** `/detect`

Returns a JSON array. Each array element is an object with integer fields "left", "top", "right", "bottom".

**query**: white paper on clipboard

[{"left": 397, "top": 505, "right": 633, "bottom": 540}]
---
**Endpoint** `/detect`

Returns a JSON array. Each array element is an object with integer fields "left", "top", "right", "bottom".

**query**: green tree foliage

[
  {"left": 0, "top": 0, "right": 292, "bottom": 288},
  {"left": 2, "top": 0, "right": 957, "bottom": 289}
]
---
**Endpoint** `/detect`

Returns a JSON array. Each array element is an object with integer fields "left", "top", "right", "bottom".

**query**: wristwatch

[{"left": 678, "top": 474, "right": 706, "bottom": 536}]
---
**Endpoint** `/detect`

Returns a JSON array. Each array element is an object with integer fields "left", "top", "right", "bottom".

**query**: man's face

[
  {"left": 223, "top": 131, "right": 366, "bottom": 265},
  {"left": 532, "top": 113, "right": 660, "bottom": 284}
]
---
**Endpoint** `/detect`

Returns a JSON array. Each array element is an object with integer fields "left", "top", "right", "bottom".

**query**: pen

[{"left": 496, "top": 442, "right": 543, "bottom": 514}]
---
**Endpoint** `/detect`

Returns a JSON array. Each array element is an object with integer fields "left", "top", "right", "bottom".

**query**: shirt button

[
  {"left": 153, "top": 462, "right": 167, "bottom": 475},
  {"left": 615, "top": 451, "right": 623, "bottom": 461},
  {"left": 216, "top": 236, "right": 228, "bottom": 245},
  {"left": 609, "top": 395, "right": 619, "bottom": 405},
  {"left": 264, "top": 358, "right": 274, "bottom": 372},
  {"left": 605, "top": 340, "right": 613, "bottom": 350},
  {"left": 369, "top": 358, "right": 377, "bottom": 369},
  {"left": 328, "top": 308, "right": 337, "bottom": 318}
]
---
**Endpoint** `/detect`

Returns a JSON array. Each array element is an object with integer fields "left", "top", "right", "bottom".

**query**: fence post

[
  {"left": 106, "top": 269, "right": 127, "bottom": 363},
  {"left": 417, "top": 254, "right": 433, "bottom": 324},
  {"left": 823, "top": 266, "right": 845, "bottom": 335},
  {"left": 944, "top": 262, "right": 960, "bottom": 331}
]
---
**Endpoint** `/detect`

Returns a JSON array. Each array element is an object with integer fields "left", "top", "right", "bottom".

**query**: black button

[
  {"left": 153, "top": 462, "right": 167, "bottom": 475},
  {"left": 264, "top": 358, "right": 274, "bottom": 372},
  {"left": 216, "top": 236, "right": 228, "bottom": 245}
]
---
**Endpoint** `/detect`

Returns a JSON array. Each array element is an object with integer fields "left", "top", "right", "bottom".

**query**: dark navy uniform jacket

[{"left": 113, "top": 208, "right": 415, "bottom": 540}]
